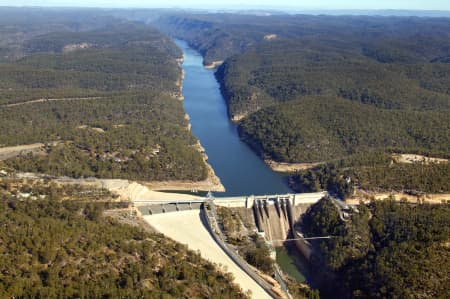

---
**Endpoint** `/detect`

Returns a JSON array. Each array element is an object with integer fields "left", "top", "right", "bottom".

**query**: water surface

[
  {"left": 276, "top": 246, "right": 310, "bottom": 283},
  {"left": 177, "top": 40, "right": 291, "bottom": 197}
]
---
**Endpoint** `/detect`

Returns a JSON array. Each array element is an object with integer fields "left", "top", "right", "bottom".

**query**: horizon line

[{"left": 0, "top": 5, "right": 449, "bottom": 13}]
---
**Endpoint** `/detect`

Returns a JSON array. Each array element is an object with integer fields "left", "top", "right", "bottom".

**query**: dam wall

[
  {"left": 236, "top": 197, "right": 318, "bottom": 260},
  {"left": 214, "top": 192, "right": 327, "bottom": 209}
]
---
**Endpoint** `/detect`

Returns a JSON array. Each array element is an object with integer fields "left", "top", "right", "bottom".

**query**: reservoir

[
  {"left": 174, "top": 39, "right": 309, "bottom": 289},
  {"left": 176, "top": 40, "right": 291, "bottom": 197}
]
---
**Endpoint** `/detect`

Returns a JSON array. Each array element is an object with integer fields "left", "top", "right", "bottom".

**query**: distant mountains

[{"left": 196, "top": 9, "right": 450, "bottom": 18}]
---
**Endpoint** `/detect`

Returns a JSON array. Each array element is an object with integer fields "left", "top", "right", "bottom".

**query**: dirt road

[{"left": 0, "top": 143, "right": 46, "bottom": 161}]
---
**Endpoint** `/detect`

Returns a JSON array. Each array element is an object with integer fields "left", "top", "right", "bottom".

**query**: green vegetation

[
  {"left": 156, "top": 14, "right": 450, "bottom": 67},
  {"left": 218, "top": 40, "right": 450, "bottom": 118},
  {"left": 301, "top": 198, "right": 450, "bottom": 298},
  {"left": 0, "top": 176, "right": 115, "bottom": 202},
  {"left": 216, "top": 206, "right": 320, "bottom": 298},
  {"left": 291, "top": 152, "right": 450, "bottom": 198},
  {"left": 158, "top": 13, "right": 450, "bottom": 194},
  {"left": 0, "top": 8, "right": 123, "bottom": 62},
  {"left": 0, "top": 178, "right": 246, "bottom": 298},
  {"left": 239, "top": 96, "right": 449, "bottom": 163},
  {"left": 2, "top": 92, "right": 207, "bottom": 181},
  {"left": 243, "top": 234, "right": 275, "bottom": 275},
  {"left": 0, "top": 19, "right": 207, "bottom": 181},
  {"left": 275, "top": 246, "right": 307, "bottom": 283},
  {"left": 216, "top": 206, "right": 274, "bottom": 274}
]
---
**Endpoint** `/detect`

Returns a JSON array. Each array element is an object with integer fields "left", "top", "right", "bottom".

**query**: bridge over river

[{"left": 138, "top": 192, "right": 327, "bottom": 299}]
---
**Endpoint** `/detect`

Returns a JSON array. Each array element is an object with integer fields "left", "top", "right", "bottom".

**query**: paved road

[{"left": 143, "top": 210, "right": 272, "bottom": 299}]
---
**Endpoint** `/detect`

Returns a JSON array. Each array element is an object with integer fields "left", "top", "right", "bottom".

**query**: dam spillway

[{"left": 214, "top": 192, "right": 327, "bottom": 259}]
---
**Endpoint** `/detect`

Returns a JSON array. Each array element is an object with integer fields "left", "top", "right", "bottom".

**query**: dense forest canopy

[
  {"left": 0, "top": 15, "right": 207, "bottom": 181},
  {"left": 217, "top": 39, "right": 450, "bottom": 117},
  {"left": 239, "top": 96, "right": 450, "bottom": 163},
  {"left": 157, "top": 13, "right": 450, "bottom": 195},
  {"left": 301, "top": 198, "right": 450, "bottom": 298},
  {"left": 0, "top": 10, "right": 245, "bottom": 299},
  {"left": 0, "top": 8, "right": 449, "bottom": 299},
  {"left": 0, "top": 178, "right": 246, "bottom": 298},
  {"left": 155, "top": 14, "right": 450, "bottom": 65},
  {"left": 290, "top": 152, "right": 450, "bottom": 198},
  {"left": 0, "top": 8, "right": 123, "bottom": 62}
]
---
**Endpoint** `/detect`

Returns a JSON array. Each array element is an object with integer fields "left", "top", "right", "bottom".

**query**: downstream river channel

[{"left": 176, "top": 40, "right": 291, "bottom": 197}]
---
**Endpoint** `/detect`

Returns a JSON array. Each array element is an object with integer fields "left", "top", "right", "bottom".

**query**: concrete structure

[
  {"left": 214, "top": 192, "right": 327, "bottom": 209},
  {"left": 135, "top": 192, "right": 327, "bottom": 260},
  {"left": 247, "top": 195, "right": 319, "bottom": 260},
  {"left": 137, "top": 192, "right": 329, "bottom": 298},
  {"left": 137, "top": 201, "right": 203, "bottom": 215}
]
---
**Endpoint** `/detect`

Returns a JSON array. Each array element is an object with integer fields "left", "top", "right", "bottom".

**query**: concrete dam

[
  {"left": 136, "top": 192, "right": 327, "bottom": 261},
  {"left": 214, "top": 192, "right": 327, "bottom": 260},
  {"left": 136, "top": 192, "right": 326, "bottom": 298}
]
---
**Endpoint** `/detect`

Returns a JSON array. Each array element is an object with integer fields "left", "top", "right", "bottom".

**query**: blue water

[{"left": 176, "top": 40, "right": 291, "bottom": 197}]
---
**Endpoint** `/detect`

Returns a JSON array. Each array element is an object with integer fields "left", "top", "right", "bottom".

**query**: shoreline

[
  {"left": 175, "top": 54, "right": 225, "bottom": 193},
  {"left": 1, "top": 52, "right": 225, "bottom": 196},
  {"left": 204, "top": 60, "right": 224, "bottom": 69},
  {"left": 141, "top": 141, "right": 225, "bottom": 193}
]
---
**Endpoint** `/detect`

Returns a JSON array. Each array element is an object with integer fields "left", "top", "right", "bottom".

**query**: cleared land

[
  {"left": 2, "top": 96, "right": 102, "bottom": 107},
  {"left": 346, "top": 191, "right": 450, "bottom": 205},
  {"left": 392, "top": 154, "right": 448, "bottom": 165},
  {"left": 265, "top": 159, "right": 322, "bottom": 172},
  {"left": 0, "top": 143, "right": 48, "bottom": 161}
]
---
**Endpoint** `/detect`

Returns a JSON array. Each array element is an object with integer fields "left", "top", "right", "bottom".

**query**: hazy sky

[{"left": 1, "top": 0, "right": 449, "bottom": 11}]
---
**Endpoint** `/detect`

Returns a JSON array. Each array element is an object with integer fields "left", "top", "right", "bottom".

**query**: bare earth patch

[
  {"left": 62, "top": 42, "right": 92, "bottom": 53},
  {"left": 264, "top": 34, "right": 277, "bottom": 41},
  {"left": 204, "top": 60, "right": 224, "bottom": 69},
  {"left": 231, "top": 112, "right": 248, "bottom": 122},
  {"left": 347, "top": 189, "right": 450, "bottom": 205},
  {"left": 2, "top": 97, "right": 102, "bottom": 108},
  {"left": 392, "top": 154, "right": 448, "bottom": 164},
  {"left": 0, "top": 142, "right": 60, "bottom": 161},
  {"left": 265, "top": 159, "right": 322, "bottom": 172},
  {"left": 77, "top": 125, "right": 106, "bottom": 133}
]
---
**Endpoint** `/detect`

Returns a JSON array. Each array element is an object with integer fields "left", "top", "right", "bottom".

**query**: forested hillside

[
  {"left": 239, "top": 96, "right": 450, "bottom": 163},
  {"left": 157, "top": 13, "right": 450, "bottom": 195},
  {"left": 155, "top": 14, "right": 450, "bottom": 66},
  {"left": 290, "top": 152, "right": 450, "bottom": 198},
  {"left": 301, "top": 198, "right": 450, "bottom": 298},
  {"left": 0, "top": 14, "right": 207, "bottom": 181},
  {"left": 0, "top": 178, "right": 246, "bottom": 298},
  {"left": 217, "top": 39, "right": 450, "bottom": 119},
  {"left": 0, "top": 10, "right": 243, "bottom": 299},
  {"left": 0, "top": 8, "right": 121, "bottom": 62}
]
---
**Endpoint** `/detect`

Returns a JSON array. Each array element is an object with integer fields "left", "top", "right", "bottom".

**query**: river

[
  {"left": 175, "top": 40, "right": 310, "bottom": 288},
  {"left": 176, "top": 40, "right": 291, "bottom": 197}
]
